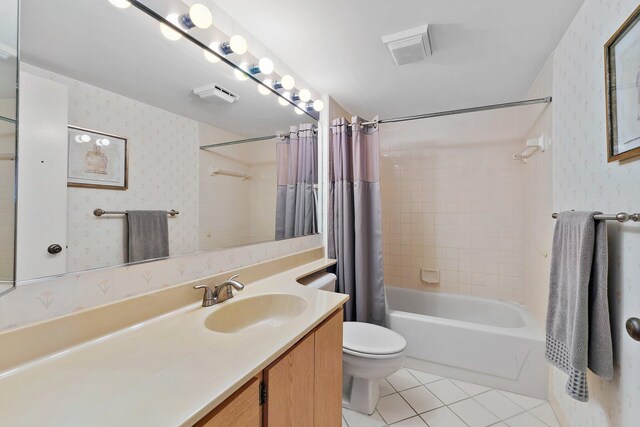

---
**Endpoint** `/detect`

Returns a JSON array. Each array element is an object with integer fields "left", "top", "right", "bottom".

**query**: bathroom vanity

[
  {"left": 0, "top": 252, "right": 347, "bottom": 426},
  {"left": 197, "top": 308, "right": 342, "bottom": 427}
]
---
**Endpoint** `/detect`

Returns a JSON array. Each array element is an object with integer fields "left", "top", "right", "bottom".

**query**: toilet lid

[{"left": 343, "top": 322, "right": 407, "bottom": 355}]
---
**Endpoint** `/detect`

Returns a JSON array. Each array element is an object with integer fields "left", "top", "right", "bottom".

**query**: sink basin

[{"left": 204, "top": 294, "right": 307, "bottom": 334}]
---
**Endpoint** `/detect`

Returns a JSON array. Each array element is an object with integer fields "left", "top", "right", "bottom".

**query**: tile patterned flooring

[{"left": 342, "top": 368, "right": 559, "bottom": 427}]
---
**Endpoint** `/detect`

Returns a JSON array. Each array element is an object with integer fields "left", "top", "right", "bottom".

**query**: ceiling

[
  {"left": 20, "top": 0, "right": 313, "bottom": 137},
  {"left": 210, "top": 0, "right": 585, "bottom": 120}
]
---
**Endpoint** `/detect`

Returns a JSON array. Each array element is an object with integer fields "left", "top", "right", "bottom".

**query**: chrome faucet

[{"left": 193, "top": 274, "right": 245, "bottom": 307}]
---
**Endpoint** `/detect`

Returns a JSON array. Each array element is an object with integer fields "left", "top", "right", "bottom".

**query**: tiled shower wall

[{"left": 380, "top": 134, "right": 527, "bottom": 302}]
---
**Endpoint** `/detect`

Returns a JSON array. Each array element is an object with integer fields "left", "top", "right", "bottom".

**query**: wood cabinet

[
  {"left": 195, "top": 375, "right": 262, "bottom": 427},
  {"left": 194, "top": 308, "right": 343, "bottom": 427},
  {"left": 313, "top": 309, "right": 343, "bottom": 427},
  {"left": 263, "top": 334, "right": 315, "bottom": 426}
]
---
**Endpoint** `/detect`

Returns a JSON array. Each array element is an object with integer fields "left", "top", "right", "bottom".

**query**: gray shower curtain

[
  {"left": 328, "top": 117, "right": 386, "bottom": 325},
  {"left": 275, "top": 124, "right": 318, "bottom": 240}
]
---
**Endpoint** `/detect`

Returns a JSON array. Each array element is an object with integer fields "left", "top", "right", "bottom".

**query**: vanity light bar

[{"left": 111, "top": 0, "right": 319, "bottom": 117}]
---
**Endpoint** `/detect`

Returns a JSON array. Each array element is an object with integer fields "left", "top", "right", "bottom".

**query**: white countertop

[{"left": 0, "top": 261, "right": 347, "bottom": 426}]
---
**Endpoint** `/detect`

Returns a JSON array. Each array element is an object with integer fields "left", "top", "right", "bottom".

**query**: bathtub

[{"left": 386, "top": 286, "right": 547, "bottom": 398}]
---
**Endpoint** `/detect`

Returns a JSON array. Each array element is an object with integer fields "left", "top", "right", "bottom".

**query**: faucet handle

[
  {"left": 193, "top": 284, "right": 214, "bottom": 307},
  {"left": 228, "top": 274, "right": 239, "bottom": 281}
]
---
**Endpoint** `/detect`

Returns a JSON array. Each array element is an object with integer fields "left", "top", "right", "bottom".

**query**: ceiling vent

[
  {"left": 382, "top": 25, "right": 432, "bottom": 66},
  {"left": 193, "top": 84, "right": 239, "bottom": 103}
]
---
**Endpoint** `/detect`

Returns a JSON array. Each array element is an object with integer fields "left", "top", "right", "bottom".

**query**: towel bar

[
  {"left": 94, "top": 209, "right": 179, "bottom": 217},
  {"left": 551, "top": 212, "right": 640, "bottom": 222}
]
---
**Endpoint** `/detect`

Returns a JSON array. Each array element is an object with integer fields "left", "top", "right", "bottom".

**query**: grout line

[{"left": 471, "top": 393, "right": 526, "bottom": 421}]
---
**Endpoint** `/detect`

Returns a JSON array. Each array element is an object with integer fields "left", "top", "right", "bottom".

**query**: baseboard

[{"left": 547, "top": 368, "right": 572, "bottom": 427}]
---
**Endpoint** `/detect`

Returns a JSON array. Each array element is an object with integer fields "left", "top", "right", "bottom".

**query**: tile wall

[{"left": 380, "top": 134, "right": 527, "bottom": 303}]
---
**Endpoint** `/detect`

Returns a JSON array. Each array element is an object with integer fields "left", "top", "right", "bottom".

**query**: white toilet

[{"left": 299, "top": 272, "right": 407, "bottom": 415}]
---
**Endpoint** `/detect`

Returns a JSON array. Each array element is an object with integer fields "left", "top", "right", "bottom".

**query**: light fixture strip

[{"left": 124, "top": 0, "right": 318, "bottom": 116}]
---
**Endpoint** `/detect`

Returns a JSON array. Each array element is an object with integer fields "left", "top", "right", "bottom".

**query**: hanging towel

[
  {"left": 545, "top": 211, "right": 613, "bottom": 402},
  {"left": 127, "top": 210, "right": 169, "bottom": 263}
]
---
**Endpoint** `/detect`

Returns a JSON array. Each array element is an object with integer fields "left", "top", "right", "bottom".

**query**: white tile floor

[{"left": 342, "top": 368, "right": 559, "bottom": 427}]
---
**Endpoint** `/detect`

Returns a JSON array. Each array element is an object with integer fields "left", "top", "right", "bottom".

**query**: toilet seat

[{"left": 343, "top": 322, "right": 406, "bottom": 357}]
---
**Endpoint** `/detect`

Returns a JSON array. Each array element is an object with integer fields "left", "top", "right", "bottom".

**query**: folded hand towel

[
  {"left": 545, "top": 211, "right": 613, "bottom": 402},
  {"left": 127, "top": 210, "right": 169, "bottom": 263}
]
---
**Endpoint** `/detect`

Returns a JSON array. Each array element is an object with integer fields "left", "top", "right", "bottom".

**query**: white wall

[
  {"left": 0, "top": 114, "right": 14, "bottom": 280},
  {"left": 198, "top": 123, "right": 276, "bottom": 250},
  {"left": 546, "top": 0, "right": 640, "bottom": 425},
  {"left": 522, "top": 55, "right": 555, "bottom": 327}
]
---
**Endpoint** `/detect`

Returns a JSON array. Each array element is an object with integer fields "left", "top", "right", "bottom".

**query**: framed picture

[
  {"left": 67, "top": 126, "right": 128, "bottom": 190},
  {"left": 605, "top": 4, "right": 640, "bottom": 162}
]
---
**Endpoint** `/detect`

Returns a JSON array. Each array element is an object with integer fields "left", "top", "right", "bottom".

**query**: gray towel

[
  {"left": 127, "top": 210, "right": 169, "bottom": 263},
  {"left": 545, "top": 211, "right": 613, "bottom": 402}
]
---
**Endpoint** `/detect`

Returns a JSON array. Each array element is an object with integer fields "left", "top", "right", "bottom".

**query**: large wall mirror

[
  {"left": 15, "top": 0, "right": 321, "bottom": 282},
  {"left": 0, "top": 0, "right": 18, "bottom": 292}
]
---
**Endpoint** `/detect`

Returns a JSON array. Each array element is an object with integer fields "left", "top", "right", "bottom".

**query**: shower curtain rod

[
  {"left": 331, "top": 97, "right": 552, "bottom": 128},
  {"left": 200, "top": 134, "right": 285, "bottom": 150},
  {"left": 199, "top": 127, "right": 318, "bottom": 149}
]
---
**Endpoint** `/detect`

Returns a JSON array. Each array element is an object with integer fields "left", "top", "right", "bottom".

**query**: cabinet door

[
  {"left": 195, "top": 376, "right": 261, "bottom": 427},
  {"left": 263, "top": 334, "right": 315, "bottom": 427},
  {"left": 314, "top": 309, "right": 343, "bottom": 427}
]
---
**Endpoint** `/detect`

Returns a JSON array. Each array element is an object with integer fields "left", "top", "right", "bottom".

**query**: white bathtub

[{"left": 386, "top": 286, "right": 547, "bottom": 398}]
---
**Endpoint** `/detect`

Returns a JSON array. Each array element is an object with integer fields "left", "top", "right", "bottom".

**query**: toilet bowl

[{"left": 299, "top": 271, "right": 407, "bottom": 415}]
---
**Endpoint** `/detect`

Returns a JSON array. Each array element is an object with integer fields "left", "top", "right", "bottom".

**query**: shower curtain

[
  {"left": 275, "top": 124, "right": 318, "bottom": 240},
  {"left": 328, "top": 117, "right": 386, "bottom": 325}
]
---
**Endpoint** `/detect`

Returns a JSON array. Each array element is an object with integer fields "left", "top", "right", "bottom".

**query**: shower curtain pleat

[
  {"left": 328, "top": 117, "right": 386, "bottom": 326},
  {"left": 275, "top": 124, "right": 318, "bottom": 240}
]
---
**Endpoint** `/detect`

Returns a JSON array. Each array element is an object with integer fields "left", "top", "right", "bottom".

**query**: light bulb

[
  {"left": 258, "top": 79, "right": 272, "bottom": 95},
  {"left": 313, "top": 99, "right": 324, "bottom": 112},
  {"left": 298, "top": 89, "right": 311, "bottom": 102},
  {"left": 258, "top": 57, "right": 274, "bottom": 75},
  {"left": 204, "top": 42, "right": 220, "bottom": 63},
  {"left": 295, "top": 103, "right": 305, "bottom": 115},
  {"left": 278, "top": 92, "right": 291, "bottom": 106},
  {"left": 100, "top": 138, "right": 111, "bottom": 146},
  {"left": 80, "top": 134, "right": 91, "bottom": 143},
  {"left": 188, "top": 4, "right": 212, "bottom": 29},
  {"left": 229, "top": 35, "right": 248, "bottom": 54},
  {"left": 234, "top": 63, "right": 249, "bottom": 81},
  {"left": 281, "top": 75, "right": 295, "bottom": 90},
  {"left": 109, "top": 0, "right": 131, "bottom": 8},
  {"left": 160, "top": 14, "right": 182, "bottom": 41}
]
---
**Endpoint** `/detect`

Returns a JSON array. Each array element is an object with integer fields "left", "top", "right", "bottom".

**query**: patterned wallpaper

[{"left": 550, "top": 0, "right": 640, "bottom": 425}]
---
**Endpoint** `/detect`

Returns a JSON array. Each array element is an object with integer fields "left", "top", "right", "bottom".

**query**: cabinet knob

[
  {"left": 626, "top": 317, "right": 640, "bottom": 341},
  {"left": 47, "top": 244, "right": 63, "bottom": 255}
]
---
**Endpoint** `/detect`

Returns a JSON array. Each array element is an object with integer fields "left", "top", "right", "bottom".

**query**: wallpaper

[{"left": 550, "top": 0, "right": 640, "bottom": 425}]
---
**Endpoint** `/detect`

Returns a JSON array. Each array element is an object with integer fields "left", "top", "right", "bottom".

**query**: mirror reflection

[
  {"left": 0, "top": 0, "right": 18, "bottom": 290},
  {"left": 15, "top": 0, "right": 319, "bottom": 281}
]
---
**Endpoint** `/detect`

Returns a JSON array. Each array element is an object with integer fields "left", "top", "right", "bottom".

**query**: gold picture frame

[
  {"left": 605, "top": 3, "right": 640, "bottom": 162},
  {"left": 67, "top": 125, "right": 128, "bottom": 190}
]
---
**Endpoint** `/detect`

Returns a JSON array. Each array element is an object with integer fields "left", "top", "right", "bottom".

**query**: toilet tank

[{"left": 298, "top": 271, "right": 336, "bottom": 292}]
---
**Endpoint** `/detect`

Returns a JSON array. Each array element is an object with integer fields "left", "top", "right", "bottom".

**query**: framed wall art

[
  {"left": 605, "top": 4, "right": 640, "bottom": 162},
  {"left": 67, "top": 126, "right": 128, "bottom": 190}
]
